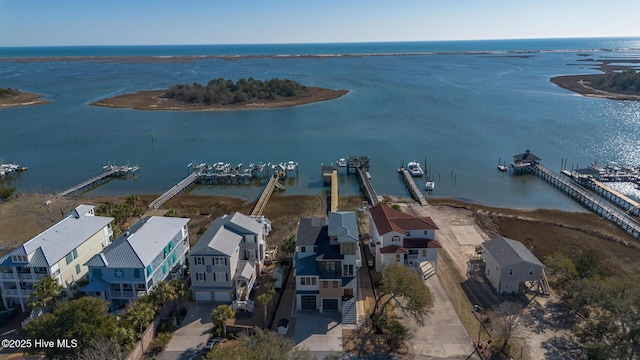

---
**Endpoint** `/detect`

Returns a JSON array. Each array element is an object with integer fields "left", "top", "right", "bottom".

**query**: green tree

[
  {"left": 27, "top": 276, "right": 64, "bottom": 310},
  {"left": 23, "top": 297, "right": 117, "bottom": 359},
  {"left": 280, "top": 233, "right": 296, "bottom": 259},
  {"left": 211, "top": 304, "right": 235, "bottom": 336},
  {"left": 125, "top": 194, "right": 140, "bottom": 207},
  {"left": 169, "top": 278, "right": 188, "bottom": 311},
  {"left": 257, "top": 292, "right": 272, "bottom": 326},
  {"left": 370, "top": 263, "right": 433, "bottom": 327},
  {"left": 544, "top": 252, "right": 578, "bottom": 289},
  {"left": 205, "top": 328, "right": 313, "bottom": 360},
  {"left": 124, "top": 299, "right": 156, "bottom": 334},
  {"left": 151, "top": 280, "right": 177, "bottom": 310}
]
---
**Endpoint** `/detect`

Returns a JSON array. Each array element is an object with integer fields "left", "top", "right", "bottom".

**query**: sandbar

[
  {"left": 0, "top": 92, "right": 50, "bottom": 108},
  {"left": 90, "top": 87, "right": 348, "bottom": 111}
]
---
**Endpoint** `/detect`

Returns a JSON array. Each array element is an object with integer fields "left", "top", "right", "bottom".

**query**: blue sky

[{"left": 1, "top": 0, "right": 639, "bottom": 46}]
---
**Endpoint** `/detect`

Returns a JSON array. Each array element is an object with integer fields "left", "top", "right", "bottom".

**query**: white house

[
  {"left": 83, "top": 216, "right": 190, "bottom": 310},
  {"left": 0, "top": 205, "right": 114, "bottom": 311},
  {"left": 482, "top": 236, "right": 545, "bottom": 294},
  {"left": 189, "top": 212, "right": 269, "bottom": 312},
  {"left": 369, "top": 204, "right": 440, "bottom": 273}
]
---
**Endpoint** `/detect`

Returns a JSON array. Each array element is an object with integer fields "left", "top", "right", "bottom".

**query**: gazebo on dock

[{"left": 511, "top": 150, "right": 540, "bottom": 173}]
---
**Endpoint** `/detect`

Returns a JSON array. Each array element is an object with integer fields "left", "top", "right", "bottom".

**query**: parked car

[{"left": 205, "top": 336, "right": 222, "bottom": 351}]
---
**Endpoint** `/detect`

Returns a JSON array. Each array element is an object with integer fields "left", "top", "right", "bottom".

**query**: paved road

[{"left": 294, "top": 311, "right": 343, "bottom": 358}]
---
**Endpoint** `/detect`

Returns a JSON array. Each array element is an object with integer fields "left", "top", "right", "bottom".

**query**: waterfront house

[
  {"left": 0, "top": 205, "right": 114, "bottom": 311},
  {"left": 189, "top": 212, "right": 270, "bottom": 312},
  {"left": 83, "top": 216, "right": 190, "bottom": 310},
  {"left": 482, "top": 236, "right": 546, "bottom": 295},
  {"left": 369, "top": 204, "right": 440, "bottom": 273},
  {"left": 294, "top": 212, "right": 361, "bottom": 324}
]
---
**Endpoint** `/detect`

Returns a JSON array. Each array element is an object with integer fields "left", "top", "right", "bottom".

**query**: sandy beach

[{"left": 0, "top": 92, "right": 50, "bottom": 108}]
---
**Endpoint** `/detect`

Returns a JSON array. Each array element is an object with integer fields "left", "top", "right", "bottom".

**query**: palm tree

[
  {"left": 28, "top": 276, "right": 63, "bottom": 311},
  {"left": 169, "top": 278, "right": 187, "bottom": 311},
  {"left": 124, "top": 300, "right": 155, "bottom": 334},
  {"left": 151, "top": 280, "right": 177, "bottom": 310},
  {"left": 257, "top": 293, "right": 272, "bottom": 326},
  {"left": 211, "top": 304, "right": 235, "bottom": 336}
]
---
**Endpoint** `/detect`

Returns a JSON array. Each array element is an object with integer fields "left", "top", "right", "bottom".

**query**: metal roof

[
  {"left": 237, "top": 261, "right": 255, "bottom": 280},
  {"left": 296, "top": 218, "right": 328, "bottom": 246},
  {"left": 483, "top": 237, "right": 544, "bottom": 268},
  {"left": 328, "top": 212, "right": 359, "bottom": 243},
  {"left": 2, "top": 206, "right": 114, "bottom": 268},
  {"left": 191, "top": 212, "right": 263, "bottom": 256},
  {"left": 87, "top": 216, "right": 189, "bottom": 269}
]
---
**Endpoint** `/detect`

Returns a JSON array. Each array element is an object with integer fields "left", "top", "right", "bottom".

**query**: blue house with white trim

[{"left": 83, "top": 216, "right": 190, "bottom": 310}]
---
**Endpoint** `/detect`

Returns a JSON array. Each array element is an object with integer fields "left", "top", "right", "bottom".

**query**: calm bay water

[{"left": 1, "top": 38, "right": 640, "bottom": 210}]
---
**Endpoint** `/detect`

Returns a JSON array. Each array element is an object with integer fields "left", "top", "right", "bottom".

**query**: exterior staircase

[
  {"left": 419, "top": 261, "right": 436, "bottom": 280},
  {"left": 342, "top": 297, "right": 357, "bottom": 325}
]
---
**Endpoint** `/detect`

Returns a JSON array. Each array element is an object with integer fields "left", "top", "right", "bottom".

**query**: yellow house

[{"left": 0, "top": 205, "right": 113, "bottom": 311}]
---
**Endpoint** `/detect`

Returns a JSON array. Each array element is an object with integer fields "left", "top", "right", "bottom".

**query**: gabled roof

[
  {"left": 379, "top": 245, "right": 408, "bottom": 254},
  {"left": 370, "top": 204, "right": 438, "bottom": 236},
  {"left": 237, "top": 261, "right": 255, "bottom": 280},
  {"left": 86, "top": 216, "right": 189, "bottom": 269},
  {"left": 483, "top": 236, "right": 544, "bottom": 268},
  {"left": 1, "top": 205, "right": 113, "bottom": 268},
  {"left": 191, "top": 212, "right": 261, "bottom": 256},
  {"left": 328, "top": 212, "right": 359, "bottom": 243},
  {"left": 296, "top": 217, "right": 328, "bottom": 246},
  {"left": 513, "top": 150, "right": 541, "bottom": 162},
  {"left": 403, "top": 238, "right": 442, "bottom": 249}
]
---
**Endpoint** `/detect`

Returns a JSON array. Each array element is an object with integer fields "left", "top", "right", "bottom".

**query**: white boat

[
  {"left": 426, "top": 181, "right": 435, "bottom": 191},
  {"left": 337, "top": 158, "right": 347, "bottom": 167},
  {"left": 497, "top": 164, "right": 507, "bottom": 172},
  {"left": 286, "top": 161, "right": 298, "bottom": 172},
  {"left": 407, "top": 161, "right": 424, "bottom": 177}
]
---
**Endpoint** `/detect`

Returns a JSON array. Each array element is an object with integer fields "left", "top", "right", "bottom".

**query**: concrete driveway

[
  {"left": 158, "top": 303, "right": 217, "bottom": 360},
  {"left": 294, "top": 311, "right": 343, "bottom": 358},
  {"left": 400, "top": 273, "right": 477, "bottom": 359}
]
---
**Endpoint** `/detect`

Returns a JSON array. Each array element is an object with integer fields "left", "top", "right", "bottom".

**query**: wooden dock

[
  {"left": 56, "top": 165, "right": 139, "bottom": 198},
  {"left": 357, "top": 167, "right": 381, "bottom": 207},
  {"left": 533, "top": 164, "right": 640, "bottom": 239},
  {"left": 330, "top": 169, "right": 338, "bottom": 212},
  {"left": 401, "top": 170, "right": 428, "bottom": 206},
  {"left": 251, "top": 173, "right": 285, "bottom": 217},
  {"left": 148, "top": 171, "right": 200, "bottom": 210}
]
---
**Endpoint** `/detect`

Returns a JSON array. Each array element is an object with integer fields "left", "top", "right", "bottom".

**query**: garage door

[
  {"left": 195, "top": 291, "right": 211, "bottom": 302},
  {"left": 300, "top": 295, "right": 316, "bottom": 310},
  {"left": 214, "top": 291, "right": 231, "bottom": 302},
  {"left": 322, "top": 299, "right": 339, "bottom": 312}
]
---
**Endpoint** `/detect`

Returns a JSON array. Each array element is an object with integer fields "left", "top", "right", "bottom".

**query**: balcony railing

[
  {"left": 3, "top": 289, "right": 18, "bottom": 295},
  {"left": 20, "top": 289, "right": 34, "bottom": 295},
  {"left": 0, "top": 273, "right": 15, "bottom": 279},
  {"left": 34, "top": 273, "right": 48, "bottom": 280},
  {"left": 18, "top": 273, "right": 33, "bottom": 279},
  {"left": 232, "top": 299, "right": 254, "bottom": 313},
  {"left": 109, "top": 290, "right": 135, "bottom": 298}
]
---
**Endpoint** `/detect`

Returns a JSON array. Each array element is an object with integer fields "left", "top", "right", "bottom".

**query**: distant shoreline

[
  {"left": 90, "top": 87, "right": 349, "bottom": 111},
  {"left": 0, "top": 92, "right": 49, "bottom": 108}
]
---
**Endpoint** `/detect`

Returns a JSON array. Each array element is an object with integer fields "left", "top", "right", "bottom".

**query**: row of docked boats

[
  {"left": 0, "top": 162, "right": 27, "bottom": 177},
  {"left": 404, "top": 160, "right": 435, "bottom": 191}
]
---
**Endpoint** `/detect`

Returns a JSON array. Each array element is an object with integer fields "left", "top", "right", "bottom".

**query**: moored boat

[
  {"left": 407, "top": 161, "right": 424, "bottom": 177},
  {"left": 337, "top": 158, "right": 346, "bottom": 167},
  {"left": 426, "top": 181, "right": 435, "bottom": 191}
]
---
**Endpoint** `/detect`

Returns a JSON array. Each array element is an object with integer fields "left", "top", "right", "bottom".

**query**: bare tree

[
  {"left": 75, "top": 336, "right": 122, "bottom": 360},
  {"left": 14, "top": 193, "right": 79, "bottom": 226},
  {"left": 491, "top": 301, "right": 526, "bottom": 354}
]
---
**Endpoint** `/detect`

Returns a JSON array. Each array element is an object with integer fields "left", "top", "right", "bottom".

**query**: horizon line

[{"left": 2, "top": 35, "right": 640, "bottom": 49}]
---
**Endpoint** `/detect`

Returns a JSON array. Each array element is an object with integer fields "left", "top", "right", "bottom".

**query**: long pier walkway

[
  {"left": 57, "top": 165, "right": 139, "bottom": 198},
  {"left": 148, "top": 171, "right": 200, "bottom": 210},
  {"left": 401, "top": 170, "right": 427, "bottom": 206},
  {"left": 357, "top": 167, "right": 381, "bottom": 207},
  {"left": 533, "top": 164, "right": 640, "bottom": 239},
  {"left": 330, "top": 169, "right": 338, "bottom": 212},
  {"left": 251, "top": 173, "right": 285, "bottom": 217}
]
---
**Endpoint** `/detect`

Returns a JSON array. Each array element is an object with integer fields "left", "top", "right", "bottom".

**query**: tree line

[
  {"left": 0, "top": 87, "right": 20, "bottom": 98},
  {"left": 161, "top": 77, "right": 307, "bottom": 105},
  {"left": 596, "top": 69, "right": 640, "bottom": 94}
]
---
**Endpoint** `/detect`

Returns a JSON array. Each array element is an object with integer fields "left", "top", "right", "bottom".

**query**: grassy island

[
  {"left": 0, "top": 87, "right": 49, "bottom": 108},
  {"left": 91, "top": 77, "right": 348, "bottom": 110},
  {"left": 550, "top": 59, "right": 640, "bottom": 101}
]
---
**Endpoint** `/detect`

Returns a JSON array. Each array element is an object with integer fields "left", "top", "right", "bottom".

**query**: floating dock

[
  {"left": 251, "top": 172, "right": 285, "bottom": 217},
  {"left": 56, "top": 165, "right": 139, "bottom": 198},
  {"left": 0, "top": 162, "right": 27, "bottom": 177},
  {"left": 401, "top": 169, "right": 428, "bottom": 206},
  {"left": 534, "top": 163, "right": 640, "bottom": 239}
]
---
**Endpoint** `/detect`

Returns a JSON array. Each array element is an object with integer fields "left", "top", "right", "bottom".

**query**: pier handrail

[
  {"left": 56, "top": 166, "right": 123, "bottom": 197},
  {"left": 148, "top": 171, "right": 200, "bottom": 210},
  {"left": 357, "top": 167, "right": 379, "bottom": 207},
  {"left": 251, "top": 173, "right": 282, "bottom": 217}
]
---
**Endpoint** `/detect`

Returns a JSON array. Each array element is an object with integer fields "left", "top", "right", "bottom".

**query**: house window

[
  {"left": 396, "top": 254, "right": 401, "bottom": 262},
  {"left": 146, "top": 265, "right": 153, "bottom": 276},
  {"left": 214, "top": 257, "right": 227, "bottom": 266},
  {"left": 65, "top": 249, "right": 78, "bottom": 265},
  {"left": 313, "top": 246, "right": 318, "bottom": 253},
  {"left": 343, "top": 264, "right": 354, "bottom": 277},
  {"left": 333, "top": 281, "right": 338, "bottom": 288},
  {"left": 342, "top": 243, "right": 355, "bottom": 255},
  {"left": 509, "top": 268, "right": 513, "bottom": 276},
  {"left": 92, "top": 268, "right": 102, "bottom": 279},
  {"left": 301, "top": 247, "right": 306, "bottom": 253},
  {"left": 424, "top": 231, "right": 428, "bottom": 235},
  {"left": 195, "top": 257, "right": 204, "bottom": 265},
  {"left": 392, "top": 236, "right": 401, "bottom": 243},
  {"left": 421, "top": 249, "right": 427, "bottom": 257},
  {"left": 300, "top": 277, "right": 316, "bottom": 286},
  {"left": 196, "top": 272, "right": 205, "bottom": 281},
  {"left": 323, "top": 281, "right": 328, "bottom": 288},
  {"left": 75, "top": 264, "right": 81, "bottom": 274},
  {"left": 135, "top": 283, "right": 146, "bottom": 291},
  {"left": 214, "top": 272, "right": 227, "bottom": 282}
]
